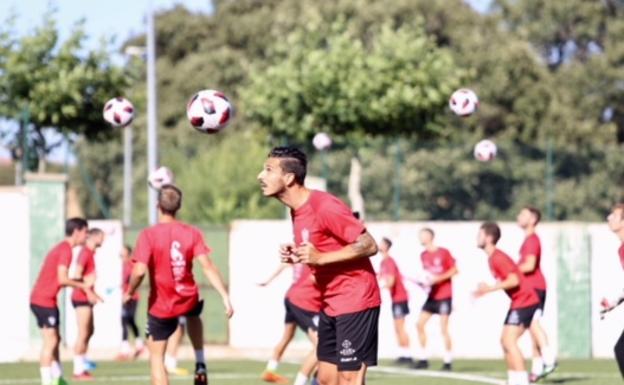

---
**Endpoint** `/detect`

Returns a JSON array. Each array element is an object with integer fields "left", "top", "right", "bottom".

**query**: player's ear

[{"left": 283, "top": 172, "right": 296, "bottom": 187}]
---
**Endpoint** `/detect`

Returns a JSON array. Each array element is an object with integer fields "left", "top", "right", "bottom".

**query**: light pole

[
  {"left": 122, "top": 125, "right": 133, "bottom": 227},
  {"left": 146, "top": 0, "right": 159, "bottom": 225}
]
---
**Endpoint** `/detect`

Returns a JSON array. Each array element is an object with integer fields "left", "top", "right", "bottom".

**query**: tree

[{"left": 0, "top": 13, "right": 129, "bottom": 173}]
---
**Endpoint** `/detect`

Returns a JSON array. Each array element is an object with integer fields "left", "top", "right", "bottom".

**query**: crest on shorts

[
  {"left": 340, "top": 340, "right": 355, "bottom": 356},
  {"left": 48, "top": 316, "right": 56, "bottom": 326},
  {"left": 508, "top": 310, "right": 520, "bottom": 324}
]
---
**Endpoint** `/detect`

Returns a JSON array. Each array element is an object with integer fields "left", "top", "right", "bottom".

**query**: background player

[
  {"left": 30, "top": 218, "right": 100, "bottom": 385},
  {"left": 259, "top": 263, "right": 321, "bottom": 385},
  {"left": 378, "top": 237, "right": 412, "bottom": 365},
  {"left": 258, "top": 146, "right": 380, "bottom": 385},
  {"left": 118, "top": 245, "right": 144, "bottom": 361},
  {"left": 71, "top": 228, "right": 105, "bottom": 380},
  {"left": 516, "top": 207, "right": 557, "bottom": 381},
  {"left": 124, "top": 185, "right": 234, "bottom": 385},
  {"left": 415, "top": 228, "right": 457, "bottom": 371},
  {"left": 475, "top": 222, "right": 539, "bottom": 385}
]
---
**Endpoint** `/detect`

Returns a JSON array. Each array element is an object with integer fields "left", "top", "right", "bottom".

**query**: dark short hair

[
  {"left": 123, "top": 244, "right": 132, "bottom": 254},
  {"left": 268, "top": 146, "right": 307, "bottom": 185},
  {"left": 352, "top": 211, "right": 361, "bottom": 219},
  {"left": 481, "top": 222, "right": 501, "bottom": 244},
  {"left": 159, "top": 184, "right": 182, "bottom": 215},
  {"left": 382, "top": 237, "right": 392, "bottom": 249},
  {"left": 88, "top": 228, "right": 104, "bottom": 236},
  {"left": 524, "top": 206, "right": 542, "bottom": 224},
  {"left": 420, "top": 227, "right": 435, "bottom": 238},
  {"left": 66, "top": 217, "right": 88, "bottom": 236}
]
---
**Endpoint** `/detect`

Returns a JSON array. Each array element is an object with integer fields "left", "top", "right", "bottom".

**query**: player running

[
  {"left": 378, "top": 237, "right": 412, "bottom": 365},
  {"left": 118, "top": 245, "right": 145, "bottom": 361},
  {"left": 259, "top": 146, "right": 380, "bottom": 385},
  {"left": 30, "top": 218, "right": 100, "bottom": 385},
  {"left": 71, "top": 228, "right": 105, "bottom": 380},
  {"left": 475, "top": 222, "right": 540, "bottom": 385},
  {"left": 259, "top": 263, "right": 322, "bottom": 385},
  {"left": 124, "top": 185, "right": 234, "bottom": 385},
  {"left": 602, "top": 203, "right": 624, "bottom": 377},
  {"left": 413, "top": 228, "right": 457, "bottom": 371},
  {"left": 516, "top": 207, "right": 557, "bottom": 381}
]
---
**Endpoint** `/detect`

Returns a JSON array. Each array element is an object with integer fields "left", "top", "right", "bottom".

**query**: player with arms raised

[
  {"left": 124, "top": 185, "right": 233, "bottom": 385},
  {"left": 258, "top": 146, "right": 380, "bottom": 385}
]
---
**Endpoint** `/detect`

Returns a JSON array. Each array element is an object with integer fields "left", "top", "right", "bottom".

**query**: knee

[{"left": 317, "top": 372, "right": 334, "bottom": 385}]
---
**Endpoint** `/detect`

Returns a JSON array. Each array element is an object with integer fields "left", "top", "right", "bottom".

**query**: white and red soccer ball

[
  {"left": 449, "top": 88, "right": 479, "bottom": 117},
  {"left": 186, "top": 89, "right": 233, "bottom": 133},
  {"left": 312, "top": 132, "right": 332, "bottom": 151},
  {"left": 103, "top": 97, "right": 135, "bottom": 127},
  {"left": 474, "top": 139, "right": 497, "bottom": 162},
  {"left": 148, "top": 166, "right": 174, "bottom": 190}
]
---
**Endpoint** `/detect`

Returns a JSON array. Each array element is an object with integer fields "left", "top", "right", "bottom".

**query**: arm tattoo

[{"left": 351, "top": 232, "right": 377, "bottom": 257}]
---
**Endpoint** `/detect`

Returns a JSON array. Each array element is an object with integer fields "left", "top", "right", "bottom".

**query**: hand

[
  {"left": 122, "top": 292, "right": 133, "bottom": 305},
  {"left": 257, "top": 281, "right": 269, "bottom": 287},
  {"left": 294, "top": 242, "right": 322, "bottom": 265},
  {"left": 279, "top": 243, "right": 299, "bottom": 263},
  {"left": 474, "top": 282, "right": 491, "bottom": 298},
  {"left": 222, "top": 297, "right": 234, "bottom": 318}
]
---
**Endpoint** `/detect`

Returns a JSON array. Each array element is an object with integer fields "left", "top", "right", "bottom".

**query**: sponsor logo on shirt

[{"left": 170, "top": 241, "right": 189, "bottom": 295}]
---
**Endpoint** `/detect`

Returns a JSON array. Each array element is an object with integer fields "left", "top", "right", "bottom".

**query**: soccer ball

[
  {"left": 474, "top": 139, "right": 497, "bottom": 162},
  {"left": 103, "top": 97, "right": 134, "bottom": 127},
  {"left": 449, "top": 88, "right": 479, "bottom": 117},
  {"left": 312, "top": 132, "right": 332, "bottom": 151},
  {"left": 186, "top": 89, "right": 233, "bottom": 133},
  {"left": 148, "top": 166, "right": 174, "bottom": 190}
]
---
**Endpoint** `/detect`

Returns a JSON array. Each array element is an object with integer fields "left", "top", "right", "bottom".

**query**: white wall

[
  {"left": 65, "top": 220, "right": 123, "bottom": 349},
  {"left": 0, "top": 188, "right": 31, "bottom": 362},
  {"left": 229, "top": 220, "right": 560, "bottom": 359}
]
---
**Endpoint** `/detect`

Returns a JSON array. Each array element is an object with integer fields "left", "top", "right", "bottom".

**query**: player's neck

[
  {"left": 524, "top": 226, "right": 536, "bottom": 236},
  {"left": 279, "top": 185, "right": 311, "bottom": 210},
  {"left": 617, "top": 229, "right": 624, "bottom": 242},
  {"left": 84, "top": 240, "right": 96, "bottom": 251},
  {"left": 425, "top": 244, "right": 437, "bottom": 252},
  {"left": 159, "top": 214, "right": 176, "bottom": 224},
  {"left": 64, "top": 237, "right": 76, "bottom": 248},
  {"left": 484, "top": 244, "right": 497, "bottom": 256}
]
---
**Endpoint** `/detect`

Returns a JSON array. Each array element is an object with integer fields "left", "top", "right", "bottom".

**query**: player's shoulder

[
  {"left": 493, "top": 248, "right": 512, "bottom": 261},
  {"left": 438, "top": 247, "right": 451, "bottom": 255},
  {"left": 52, "top": 240, "right": 71, "bottom": 254},
  {"left": 310, "top": 190, "right": 347, "bottom": 210}
]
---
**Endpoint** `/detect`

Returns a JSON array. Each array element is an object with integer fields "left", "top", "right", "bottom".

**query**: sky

[{"left": 0, "top": 0, "right": 491, "bottom": 163}]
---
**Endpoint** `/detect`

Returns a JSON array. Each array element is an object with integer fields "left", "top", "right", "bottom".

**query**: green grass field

[{"left": 0, "top": 359, "right": 620, "bottom": 385}]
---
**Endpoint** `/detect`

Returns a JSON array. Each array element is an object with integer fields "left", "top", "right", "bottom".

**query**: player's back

[{"left": 135, "top": 221, "right": 207, "bottom": 318}]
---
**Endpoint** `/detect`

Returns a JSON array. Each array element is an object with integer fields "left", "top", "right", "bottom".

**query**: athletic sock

[
  {"left": 165, "top": 354, "right": 177, "bottom": 370},
  {"left": 135, "top": 338, "right": 145, "bottom": 350},
  {"left": 266, "top": 359, "right": 279, "bottom": 371},
  {"left": 516, "top": 371, "right": 529, "bottom": 385},
  {"left": 73, "top": 355, "right": 85, "bottom": 375},
  {"left": 415, "top": 344, "right": 429, "bottom": 361},
  {"left": 293, "top": 372, "right": 308, "bottom": 385},
  {"left": 399, "top": 346, "right": 412, "bottom": 358},
  {"left": 40, "top": 366, "right": 52, "bottom": 385},
  {"left": 51, "top": 361, "right": 63, "bottom": 379},
  {"left": 120, "top": 340, "right": 131, "bottom": 354},
  {"left": 194, "top": 349, "right": 205, "bottom": 365},
  {"left": 443, "top": 350, "right": 453, "bottom": 364},
  {"left": 531, "top": 357, "right": 544, "bottom": 375},
  {"left": 541, "top": 345, "right": 556, "bottom": 367}
]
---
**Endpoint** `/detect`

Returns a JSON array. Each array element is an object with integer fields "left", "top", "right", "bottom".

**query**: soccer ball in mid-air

[
  {"left": 474, "top": 139, "right": 497, "bottom": 162},
  {"left": 148, "top": 166, "right": 174, "bottom": 190},
  {"left": 103, "top": 97, "right": 134, "bottom": 127},
  {"left": 449, "top": 88, "right": 479, "bottom": 117},
  {"left": 186, "top": 89, "right": 233, "bottom": 133},
  {"left": 312, "top": 132, "right": 332, "bottom": 151}
]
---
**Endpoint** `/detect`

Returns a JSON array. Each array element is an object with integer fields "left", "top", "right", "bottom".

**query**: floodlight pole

[
  {"left": 146, "top": 0, "right": 159, "bottom": 225},
  {"left": 123, "top": 126, "right": 133, "bottom": 227}
]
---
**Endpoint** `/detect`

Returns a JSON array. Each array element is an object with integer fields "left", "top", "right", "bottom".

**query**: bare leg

[
  {"left": 317, "top": 361, "right": 339, "bottom": 385},
  {"left": 501, "top": 325, "right": 527, "bottom": 371},
  {"left": 299, "top": 329, "right": 319, "bottom": 377},
  {"left": 416, "top": 311, "right": 433, "bottom": 360},
  {"left": 148, "top": 337, "right": 169, "bottom": 385},
  {"left": 272, "top": 322, "right": 297, "bottom": 361},
  {"left": 393, "top": 318, "right": 409, "bottom": 348},
  {"left": 337, "top": 364, "right": 367, "bottom": 385}
]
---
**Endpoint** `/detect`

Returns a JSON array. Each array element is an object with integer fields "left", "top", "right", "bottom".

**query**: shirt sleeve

[
  {"left": 443, "top": 249, "right": 456, "bottom": 270},
  {"left": 192, "top": 228, "right": 211, "bottom": 257},
  {"left": 58, "top": 245, "right": 72, "bottom": 268},
  {"left": 492, "top": 253, "right": 516, "bottom": 281},
  {"left": 133, "top": 231, "right": 152, "bottom": 265},
  {"left": 522, "top": 236, "right": 540, "bottom": 257},
  {"left": 317, "top": 197, "right": 365, "bottom": 244}
]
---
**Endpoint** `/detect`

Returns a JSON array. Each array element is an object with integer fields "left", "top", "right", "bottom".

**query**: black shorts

[
  {"left": 284, "top": 298, "right": 319, "bottom": 332},
  {"left": 317, "top": 307, "right": 379, "bottom": 371},
  {"left": 146, "top": 300, "right": 204, "bottom": 341},
  {"left": 122, "top": 299, "right": 138, "bottom": 318},
  {"left": 535, "top": 289, "right": 546, "bottom": 312},
  {"left": 422, "top": 297, "right": 452, "bottom": 315},
  {"left": 391, "top": 301, "right": 410, "bottom": 320},
  {"left": 30, "top": 304, "right": 60, "bottom": 329},
  {"left": 72, "top": 300, "right": 93, "bottom": 308},
  {"left": 504, "top": 305, "right": 538, "bottom": 328}
]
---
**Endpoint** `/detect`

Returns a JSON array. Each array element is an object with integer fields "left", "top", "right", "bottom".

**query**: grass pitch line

[
  {"left": 0, "top": 373, "right": 259, "bottom": 384},
  {"left": 372, "top": 365, "right": 506, "bottom": 385}
]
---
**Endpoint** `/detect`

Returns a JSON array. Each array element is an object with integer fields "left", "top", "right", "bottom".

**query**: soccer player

[
  {"left": 516, "top": 207, "right": 557, "bottom": 381},
  {"left": 602, "top": 203, "right": 624, "bottom": 377},
  {"left": 414, "top": 228, "right": 457, "bottom": 371},
  {"left": 475, "top": 222, "right": 540, "bottom": 385},
  {"left": 30, "top": 217, "right": 100, "bottom": 385},
  {"left": 71, "top": 228, "right": 105, "bottom": 379},
  {"left": 123, "top": 185, "right": 233, "bottom": 385},
  {"left": 259, "top": 263, "right": 322, "bottom": 385},
  {"left": 164, "top": 320, "right": 189, "bottom": 375},
  {"left": 258, "top": 146, "right": 380, "bottom": 385},
  {"left": 378, "top": 237, "right": 412, "bottom": 365},
  {"left": 118, "top": 245, "right": 144, "bottom": 361}
]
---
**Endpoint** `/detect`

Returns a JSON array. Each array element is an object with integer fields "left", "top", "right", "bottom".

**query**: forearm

[
  {"left": 432, "top": 267, "right": 458, "bottom": 284},
  {"left": 518, "top": 262, "right": 534, "bottom": 273},
  {"left": 204, "top": 266, "right": 230, "bottom": 299},
  {"left": 126, "top": 273, "right": 144, "bottom": 296},
  {"left": 492, "top": 276, "right": 519, "bottom": 292},
  {"left": 317, "top": 233, "right": 377, "bottom": 266}
]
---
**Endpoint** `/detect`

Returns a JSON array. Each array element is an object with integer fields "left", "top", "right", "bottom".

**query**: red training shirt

[
  {"left": 489, "top": 249, "right": 539, "bottom": 309},
  {"left": 518, "top": 233, "right": 546, "bottom": 290},
  {"left": 122, "top": 259, "right": 140, "bottom": 301},
  {"left": 71, "top": 246, "right": 96, "bottom": 303},
  {"left": 286, "top": 264, "right": 322, "bottom": 312},
  {"left": 291, "top": 190, "right": 381, "bottom": 317},
  {"left": 421, "top": 247, "right": 455, "bottom": 300},
  {"left": 133, "top": 221, "right": 210, "bottom": 319},
  {"left": 380, "top": 256, "right": 409, "bottom": 303},
  {"left": 30, "top": 241, "right": 73, "bottom": 308}
]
